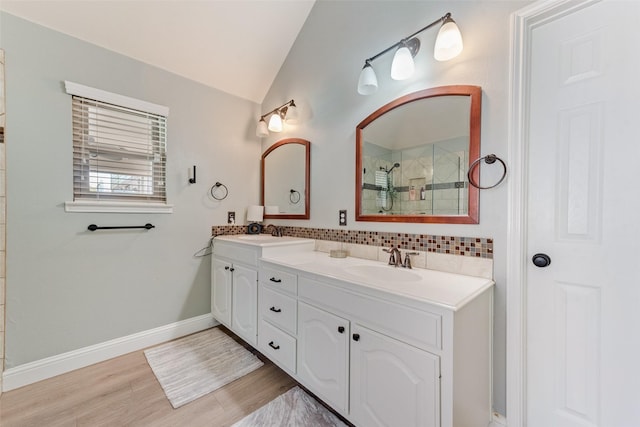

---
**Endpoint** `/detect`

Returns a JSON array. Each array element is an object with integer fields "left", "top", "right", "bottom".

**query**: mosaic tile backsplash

[{"left": 211, "top": 225, "right": 493, "bottom": 259}]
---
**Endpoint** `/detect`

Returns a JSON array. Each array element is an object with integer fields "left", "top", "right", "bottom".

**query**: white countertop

[
  {"left": 215, "top": 234, "right": 315, "bottom": 247},
  {"left": 260, "top": 251, "right": 494, "bottom": 311}
]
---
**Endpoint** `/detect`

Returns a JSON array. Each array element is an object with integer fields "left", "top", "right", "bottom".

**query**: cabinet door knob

[
  {"left": 338, "top": 326, "right": 345, "bottom": 333},
  {"left": 352, "top": 333, "right": 360, "bottom": 342},
  {"left": 224, "top": 266, "right": 230, "bottom": 270},
  {"left": 268, "top": 341, "right": 280, "bottom": 350},
  {"left": 270, "top": 277, "right": 282, "bottom": 283},
  {"left": 229, "top": 267, "right": 235, "bottom": 272},
  {"left": 269, "top": 306, "right": 282, "bottom": 313}
]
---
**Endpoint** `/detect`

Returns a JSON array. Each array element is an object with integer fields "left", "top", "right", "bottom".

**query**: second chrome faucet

[{"left": 384, "top": 247, "right": 419, "bottom": 268}]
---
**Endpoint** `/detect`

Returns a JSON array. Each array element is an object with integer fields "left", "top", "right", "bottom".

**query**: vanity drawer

[
  {"left": 260, "top": 286, "right": 297, "bottom": 335},
  {"left": 260, "top": 266, "right": 297, "bottom": 295},
  {"left": 298, "top": 276, "right": 442, "bottom": 352},
  {"left": 259, "top": 320, "right": 296, "bottom": 374}
]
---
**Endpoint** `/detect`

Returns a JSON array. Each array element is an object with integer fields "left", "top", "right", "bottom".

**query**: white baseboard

[
  {"left": 2, "top": 313, "right": 217, "bottom": 392},
  {"left": 489, "top": 411, "right": 507, "bottom": 427}
]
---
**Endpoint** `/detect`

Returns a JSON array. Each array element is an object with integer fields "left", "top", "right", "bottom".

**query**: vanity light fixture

[
  {"left": 256, "top": 99, "right": 298, "bottom": 137},
  {"left": 357, "top": 12, "right": 463, "bottom": 95}
]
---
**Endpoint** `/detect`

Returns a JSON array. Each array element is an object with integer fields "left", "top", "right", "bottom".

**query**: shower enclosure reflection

[
  {"left": 362, "top": 140, "right": 469, "bottom": 215},
  {"left": 356, "top": 85, "right": 481, "bottom": 224}
]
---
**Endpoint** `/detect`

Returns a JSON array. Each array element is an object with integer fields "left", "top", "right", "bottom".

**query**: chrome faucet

[
  {"left": 264, "top": 224, "right": 283, "bottom": 237},
  {"left": 383, "top": 247, "right": 402, "bottom": 267}
]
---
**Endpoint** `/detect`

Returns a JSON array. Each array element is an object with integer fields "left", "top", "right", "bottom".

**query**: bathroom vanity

[
  {"left": 211, "top": 235, "right": 314, "bottom": 346},
  {"left": 211, "top": 235, "right": 494, "bottom": 427}
]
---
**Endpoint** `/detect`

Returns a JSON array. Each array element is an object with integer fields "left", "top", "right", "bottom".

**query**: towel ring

[
  {"left": 210, "top": 182, "right": 229, "bottom": 200},
  {"left": 289, "top": 189, "right": 301, "bottom": 204},
  {"left": 467, "top": 154, "right": 507, "bottom": 189}
]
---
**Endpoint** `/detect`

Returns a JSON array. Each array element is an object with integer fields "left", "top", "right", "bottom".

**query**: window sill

[{"left": 65, "top": 200, "right": 174, "bottom": 214}]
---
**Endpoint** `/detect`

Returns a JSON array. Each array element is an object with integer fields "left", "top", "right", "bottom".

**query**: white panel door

[
  {"left": 350, "top": 324, "right": 439, "bottom": 427},
  {"left": 297, "top": 301, "right": 349, "bottom": 413},
  {"left": 231, "top": 264, "right": 258, "bottom": 346},
  {"left": 527, "top": 1, "right": 640, "bottom": 425}
]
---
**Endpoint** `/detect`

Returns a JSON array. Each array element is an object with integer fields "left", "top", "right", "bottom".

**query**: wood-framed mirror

[
  {"left": 261, "top": 138, "right": 310, "bottom": 219},
  {"left": 356, "top": 85, "right": 481, "bottom": 224}
]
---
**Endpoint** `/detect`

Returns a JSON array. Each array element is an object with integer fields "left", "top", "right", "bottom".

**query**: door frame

[{"left": 506, "top": 0, "right": 602, "bottom": 425}]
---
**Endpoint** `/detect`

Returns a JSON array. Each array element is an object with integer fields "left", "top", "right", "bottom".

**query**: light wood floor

[{"left": 0, "top": 327, "right": 297, "bottom": 427}]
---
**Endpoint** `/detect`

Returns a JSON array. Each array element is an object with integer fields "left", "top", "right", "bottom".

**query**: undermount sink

[
  {"left": 237, "top": 234, "right": 280, "bottom": 241},
  {"left": 344, "top": 264, "right": 422, "bottom": 282}
]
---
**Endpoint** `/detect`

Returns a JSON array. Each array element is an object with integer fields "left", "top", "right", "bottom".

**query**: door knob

[{"left": 532, "top": 253, "right": 551, "bottom": 268}]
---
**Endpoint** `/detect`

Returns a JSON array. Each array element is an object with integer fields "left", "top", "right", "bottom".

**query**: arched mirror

[
  {"left": 261, "top": 138, "right": 310, "bottom": 219},
  {"left": 356, "top": 85, "right": 481, "bottom": 224}
]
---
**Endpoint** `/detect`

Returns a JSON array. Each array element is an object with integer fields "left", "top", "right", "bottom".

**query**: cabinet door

[
  {"left": 231, "top": 264, "right": 258, "bottom": 346},
  {"left": 297, "top": 301, "right": 349, "bottom": 413},
  {"left": 211, "top": 257, "right": 232, "bottom": 327},
  {"left": 350, "top": 325, "right": 440, "bottom": 427}
]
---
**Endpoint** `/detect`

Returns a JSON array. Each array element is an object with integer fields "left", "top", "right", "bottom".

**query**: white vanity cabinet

[
  {"left": 257, "top": 255, "right": 493, "bottom": 427},
  {"left": 212, "top": 235, "right": 315, "bottom": 355},
  {"left": 257, "top": 264, "right": 299, "bottom": 374},
  {"left": 350, "top": 324, "right": 440, "bottom": 427},
  {"left": 211, "top": 257, "right": 233, "bottom": 326},
  {"left": 297, "top": 301, "right": 349, "bottom": 413},
  {"left": 211, "top": 241, "right": 259, "bottom": 346},
  {"left": 297, "top": 295, "right": 439, "bottom": 426},
  {"left": 297, "top": 275, "right": 443, "bottom": 427}
]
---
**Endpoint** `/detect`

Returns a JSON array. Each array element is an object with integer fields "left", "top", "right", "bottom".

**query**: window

[{"left": 64, "top": 82, "right": 172, "bottom": 213}]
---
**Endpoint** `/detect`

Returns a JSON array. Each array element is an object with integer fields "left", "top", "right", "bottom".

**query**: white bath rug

[
  {"left": 232, "top": 386, "right": 348, "bottom": 427},
  {"left": 144, "top": 327, "right": 263, "bottom": 408}
]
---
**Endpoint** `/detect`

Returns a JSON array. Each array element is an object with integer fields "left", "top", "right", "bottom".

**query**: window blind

[{"left": 71, "top": 96, "right": 167, "bottom": 203}]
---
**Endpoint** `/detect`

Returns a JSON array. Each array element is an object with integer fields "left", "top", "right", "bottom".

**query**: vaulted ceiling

[{"left": 0, "top": 0, "right": 316, "bottom": 103}]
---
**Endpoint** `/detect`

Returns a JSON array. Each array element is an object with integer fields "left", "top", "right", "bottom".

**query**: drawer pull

[
  {"left": 268, "top": 341, "right": 280, "bottom": 350},
  {"left": 338, "top": 326, "right": 345, "bottom": 334},
  {"left": 352, "top": 333, "right": 360, "bottom": 342},
  {"left": 269, "top": 306, "right": 282, "bottom": 313},
  {"left": 270, "top": 277, "right": 282, "bottom": 283}
]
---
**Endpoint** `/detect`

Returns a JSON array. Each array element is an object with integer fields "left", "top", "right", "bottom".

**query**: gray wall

[
  {"left": 261, "top": 0, "right": 531, "bottom": 415},
  {"left": 1, "top": 13, "right": 262, "bottom": 368}
]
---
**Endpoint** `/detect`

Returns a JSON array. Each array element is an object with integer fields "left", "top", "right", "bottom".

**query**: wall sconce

[
  {"left": 256, "top": 99, "right": 298, "bottom": 137},
  {"left": 357, "top": 12, "right": 463, "bottom": 95}
]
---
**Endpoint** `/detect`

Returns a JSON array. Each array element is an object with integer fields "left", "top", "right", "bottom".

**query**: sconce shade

[
  {"left": 357, "top": 62, "right": 378, "bottom": 95},
  {"left": 434, "top": 17, "right": 463, "bottom": 61},
  {"left": 256, "top": 99, "right": 298, "bottom": 136},
  {"left": 285, "top": 102, "right": 299, "bottom": 124},
  {"left": 256, "top": 118, "right": 269, "bottom": 137},
  {"left": 268, "top": 112, "right": 283, "bottom": 132},
  {"left": 390, "top": 43, "right": 415, "bottom": 80},
  {"left": 357, "top": 13, "right": 463, "bottom": 94}
]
